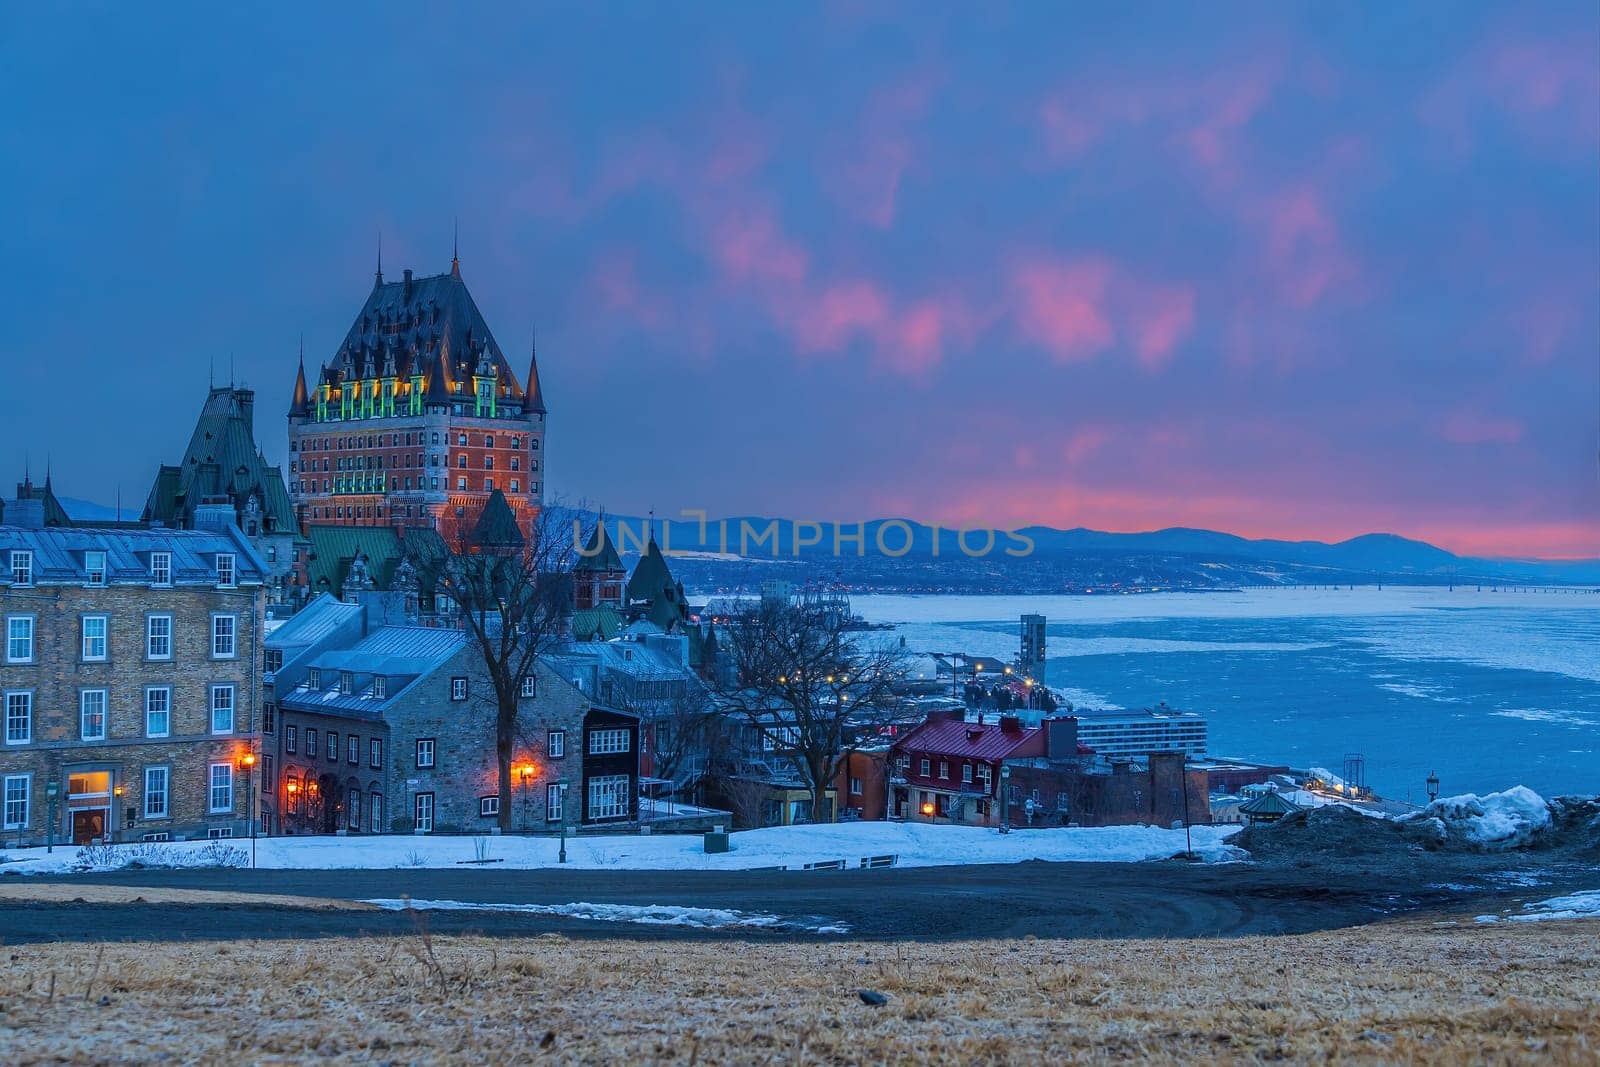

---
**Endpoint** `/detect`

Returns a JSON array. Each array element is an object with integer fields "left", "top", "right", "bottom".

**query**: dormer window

[
  {"left": 150, "top": 552, "right": 171, "bottom": 586},
  {"left": 9, "top": 550, "right": 33, "bottom": 587},
  {"left": 84, "top": 550, "right": 106, "bottom": 587},
  {"left": 372, "top": 676, "right": 387, "bottom": 699},
  {"left": 306, "top": 668, "right": 321, "bottom": 689},
  {"left": 339, "top": 671, "right": 355, "bottom": 695},
  {"left": 216, "top": 553, "right": 236, "bottom": 587}
]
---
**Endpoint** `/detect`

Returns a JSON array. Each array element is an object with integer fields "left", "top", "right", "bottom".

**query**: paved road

[{"left": 0, "top": 858, "right": 1556, "bottom": 945}]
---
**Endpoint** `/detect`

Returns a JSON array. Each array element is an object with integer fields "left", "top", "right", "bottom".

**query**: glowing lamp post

[
  {"left": 557, "top": 777, "right": 570, "bottom": 863},
  {"left": 1426, "top": 771, "right": 1440, "bottom": 803},
  {"left": 238, "top": 752, "right": 257, "bottom": 868}
]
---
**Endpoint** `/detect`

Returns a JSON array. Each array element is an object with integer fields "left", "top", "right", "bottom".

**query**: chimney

[
  {"left": 999, "top": 715, "right": 1022, "bottom": 734},
  {"left": 235, "top": 388, "right": 255, "bottom": 432},
  {"left": 403, "top": 268, "right": 414, "bottom": 300}
]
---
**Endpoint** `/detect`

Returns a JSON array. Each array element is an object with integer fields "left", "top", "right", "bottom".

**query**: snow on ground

[
  {"left": 0, "top": 820, "right": 1241, "bottom": 876},
  {"left": 1507, "top": 891, "right": 1600, "bottom": 923},
  {"left": 1405, "top": 786, "right": 1552, "bottom": 847},
  {"left": 366, "top": 898, "right": 849, "bottom": 933}
]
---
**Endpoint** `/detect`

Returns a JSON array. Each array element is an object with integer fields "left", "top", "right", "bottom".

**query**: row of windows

[
  {"left": 3, "top": 684, "right": 239, "bottom": 744},
  {"left": 282, "top": 726, "right": 384, "bottom": 769},
  {"left": 7, "top": 550, "right": 232, "bottom": 588},
  {"left": 295, "top": 432, "right": 537, "bottom": 452},
  {"left": 3, "top": 613, "right": 239, "bottom": 664},
  {"left": 294, "top": 476, "right": 538, "bottom": 495},
  {"left": 293, "top": 452, "right": 537, "bottom": 474},
  {"left": 0, "top": 764, "right": 235, "bottom": 830},
  {"left": 907, "top": 755, "right": 993, "bottom": 787},
  {"left": 281, "top": 775, "right": 385, "bottom": 834}
]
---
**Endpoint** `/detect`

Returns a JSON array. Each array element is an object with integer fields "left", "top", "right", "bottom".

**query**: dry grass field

[{"left": 2, "top": 919, "right": 1596, "bottom": 1065}]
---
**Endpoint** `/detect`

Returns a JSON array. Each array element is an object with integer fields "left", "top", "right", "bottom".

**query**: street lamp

[
  {"left": 238, "top": 752, "right": 257, "bottom": 869},
  {"left": 518, "top": 762, "right": 538, "bottom": 833},
  {"left": 1426, "top": 771, "right": 1440, "bottom": 803},
  {"left": 45, "top": 778, "right": 58, "bottom": 853},
  {"left": 557, "top": 777, "right": 570, "bottom": 863},
  {"left": 998, "top": 764, "right": 1011, "bottom": 834}
]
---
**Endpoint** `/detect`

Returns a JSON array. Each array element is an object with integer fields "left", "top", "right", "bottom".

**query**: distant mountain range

[
  {"left": 51, "top": 497, "right": 1597, "bottom": 591},
  {"left": 581, "top": 513, "right": 1600, "bottom": 592}
]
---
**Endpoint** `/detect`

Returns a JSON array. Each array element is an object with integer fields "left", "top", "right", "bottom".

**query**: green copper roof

[
  {"left": 572, "top": 603, "right": 624, "bottom": 641},
  {"left": 303, "top": 524, "right": 402, "bottom": 596},
  {"left": 143, "top": 387, "right": 296, "bottom": 533},
  {"left": 574, "top": 521, "right": 624, "bottom": 573},
  {"left": 469, "top": 488, "right": 524, "bottom": 548}
]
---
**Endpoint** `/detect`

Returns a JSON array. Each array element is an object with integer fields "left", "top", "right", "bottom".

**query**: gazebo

[{"left": 1238, "top": 790, "right": 1302, "bottom": 826}]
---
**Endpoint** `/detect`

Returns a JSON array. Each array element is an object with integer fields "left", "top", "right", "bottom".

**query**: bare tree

[
  {"left": 408, "top": 495, "right": 575, "bottom": 832},
  {"left": 716, "top": 598, "right": 907, "bottom": 822}
]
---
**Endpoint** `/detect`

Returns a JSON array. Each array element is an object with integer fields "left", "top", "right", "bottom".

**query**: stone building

[
  {"left": 263, "top": 594, "right": 639, "bottom": 835},
  {"left": 286, "top": 252, "right": 548, "bottom": 546},
  {"left": 0, "top": 515, "right": 267, "bottom": 846},
  {"left": 144, "top": 385, "right": 299, "bottom": 607}
]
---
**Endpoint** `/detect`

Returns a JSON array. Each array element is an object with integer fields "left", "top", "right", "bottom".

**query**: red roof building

[{"left": 888, "top": 710, "right": 1046, "bottom": 826}]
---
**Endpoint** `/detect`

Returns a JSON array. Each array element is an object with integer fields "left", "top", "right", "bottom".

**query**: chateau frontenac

[{"left": 286, "top": 252, "right": 546, "bottom": 544}]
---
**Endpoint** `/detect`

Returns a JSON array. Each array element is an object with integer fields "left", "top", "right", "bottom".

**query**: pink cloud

[
  {"left": 831, "top": 74, "right": 940, "bottom": 228},
  {"left": 1420, "top": 36, "right": 1600, "bottom": 153},
  {"left": 1439, "top": 411, "right": 1525, "bottom": 446},
  {"left": 1064, "top": 427, "right": 1110, "bottom": 465},
  {"left": 1010, "top": 255, "right": 1197, "bottom": 367},
  {"left": 1259, "top": 186, "right": 1359, "bottom": 307},
  {"left": 1011, "top": 257, "right": 1115, "bottom": 360},
  {"left": 710, "top": 205, "right": 809, "bottom": 284},
  {"left": 1128, "top": 283, "right": 1197, "bottom": 368}
]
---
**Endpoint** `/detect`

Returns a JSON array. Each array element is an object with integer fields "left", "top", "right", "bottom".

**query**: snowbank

[
  {"left": 1406, "top": 786, "right": 1551, "bottom": 849},
  {"left": 366, "top": 898, "right": 849, "bottom": 933},
  {"left": 1507, "top": 890, "right": 1600, "bottom": 923},
  {"left": 0, "top": 820, "right": 1241, "bottom": 876}
]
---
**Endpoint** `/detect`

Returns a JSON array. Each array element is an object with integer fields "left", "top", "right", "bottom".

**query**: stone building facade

[
  {"left": 265, "top": 597, "right": 639, "bottom": 835},
  {"left": 0, "top": 521, "right": 267, "bottom": 846}
]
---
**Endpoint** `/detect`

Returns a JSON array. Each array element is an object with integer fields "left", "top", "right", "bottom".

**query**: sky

[{"left": 0, "top": 4, "right": 1596, "bottom": 559}]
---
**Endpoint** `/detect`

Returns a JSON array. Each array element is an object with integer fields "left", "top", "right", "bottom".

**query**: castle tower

[{"left": 286, "top": 253, "right": 547, "bottom": 544}]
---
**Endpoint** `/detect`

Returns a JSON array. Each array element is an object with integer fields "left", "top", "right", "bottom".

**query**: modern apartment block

[
  {"left": 0, "top": 508, "right": 267, "bottom": 846},
  {"left": 1067, "top": 703, "right": 1209, "bottom": 759}
]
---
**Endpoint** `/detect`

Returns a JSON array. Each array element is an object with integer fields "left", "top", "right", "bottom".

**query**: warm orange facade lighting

[{"left": 920, "top": 801, "right": 935, "bottom": 816}]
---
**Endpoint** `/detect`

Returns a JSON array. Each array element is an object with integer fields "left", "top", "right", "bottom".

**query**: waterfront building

[
  {"left": 1067, "top": 703, "right": 1208, "bottom": 759},
  {"left": 286, "top": 253, "right": 547, "bottom": 545},
  {"left": 0, "top": 502, "right": 267, "bottom": 846}
]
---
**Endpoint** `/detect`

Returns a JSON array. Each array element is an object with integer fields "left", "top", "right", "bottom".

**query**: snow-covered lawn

[{"left": 0, "top": 820, "right": 1241, "bottom": 876}]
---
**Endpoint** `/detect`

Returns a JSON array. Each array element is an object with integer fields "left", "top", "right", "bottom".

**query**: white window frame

[
  {"left": 144, "top": 766, "right": 170, "bottom": 819},
  {"left": 588, "top": 727, "right": 630, "bottom": 755},
  {"left": 5, "top": 616, "right": 34, "bottom": 663},
  {"left": 546, "top": 783, "right": 563, "bottom": 822},
  {"left": 9, "top": 550, "right": 33, "bottom": 587},
  {"left": 547, "top": 730, "right": 565, "bottom": 759},
  {"left": 372, "top": 676, "right": 387, "bottom": 698},
  {"left": 208, "top": 763, "right": 234, "bottom": 813},
  {"left": 211, "top": 614, "right": 237, "bottom": 659},
  {"left": 450, "top": 677, "right": 467, "bottom": 701},
  {"left": 479, "top": 795, "right": 500, "bottom": 817},
  {"left": 962, "top": 763, "right": 974, "bottom": 784},
  {"left": 5, "top": 691, "right": 32, "bottom": 745},
  {"left": 150, "top": 551, "right": 172, "bottom": 587},
  {"left": 146, "top": 614, "right": 173, "bottom": 660},
  {"left": 210, "top": 684, "right": 236, "bottom": 734},
  {"left": 370, "top": 792, "right": 383, "bottom": 834},
  {"left": 414, "top": 792, "right": 435, "bottom": 832},
  {"left": 145, "top": 686, "right": 171, "bottom": 738},
  {"left": 81, "top": 614, "right": 109, "bottom": 662},
  {"left": 919, "top": 758, "right": 931, "bottom": 777},
  {"left": 416, "top": 738, "right": 435, "bottom": 768},
  {"left": 587, "top": 774, "right": 630, "bottom": 821},
  {"left": 80, "top": 689, "right": 108, "bottom": 741},
  {"left": 348, "top": 734, "right": 359, "bottom": 765},
  {"left": 850, "top": 776, "right": 863, "bottom": 796},
  {"left": 520, "top": 674, "right": 537, "bottom": 698},
  {"left": 370, "top": 738, "right": 383, "bottom": 769},
  {"left": 216, "top": 553, "right": 236, "bottom": 587},
  {"left": 85, "top": 550, "right": 107, "bottom": 587},
  {"left": 2, "top": 774, "right": 28, "bottom": 829}
]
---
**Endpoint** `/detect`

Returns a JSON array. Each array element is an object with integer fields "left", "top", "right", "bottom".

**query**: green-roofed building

[
  {"left": 626, "top": 534, "right": 691, "bottom": 634},
  {"left": 299, "top": 523, "right": 447, "bottom": 616},
  {"left": 143, "top": 385, "right": 300, "bottom": 605}
]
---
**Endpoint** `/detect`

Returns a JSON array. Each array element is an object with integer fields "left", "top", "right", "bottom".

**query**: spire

[
  {"left": 525, "top": 327, "right": 547, "bottom": 414},
  {"left": 290, "top": 339, "right": 311, "bottom": 418},
  {"left": 375, "top": 232, "right": 384, "bottom": 288},
  {"left": 451, "top": 219, "right": 460, "bottom": 278}
]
